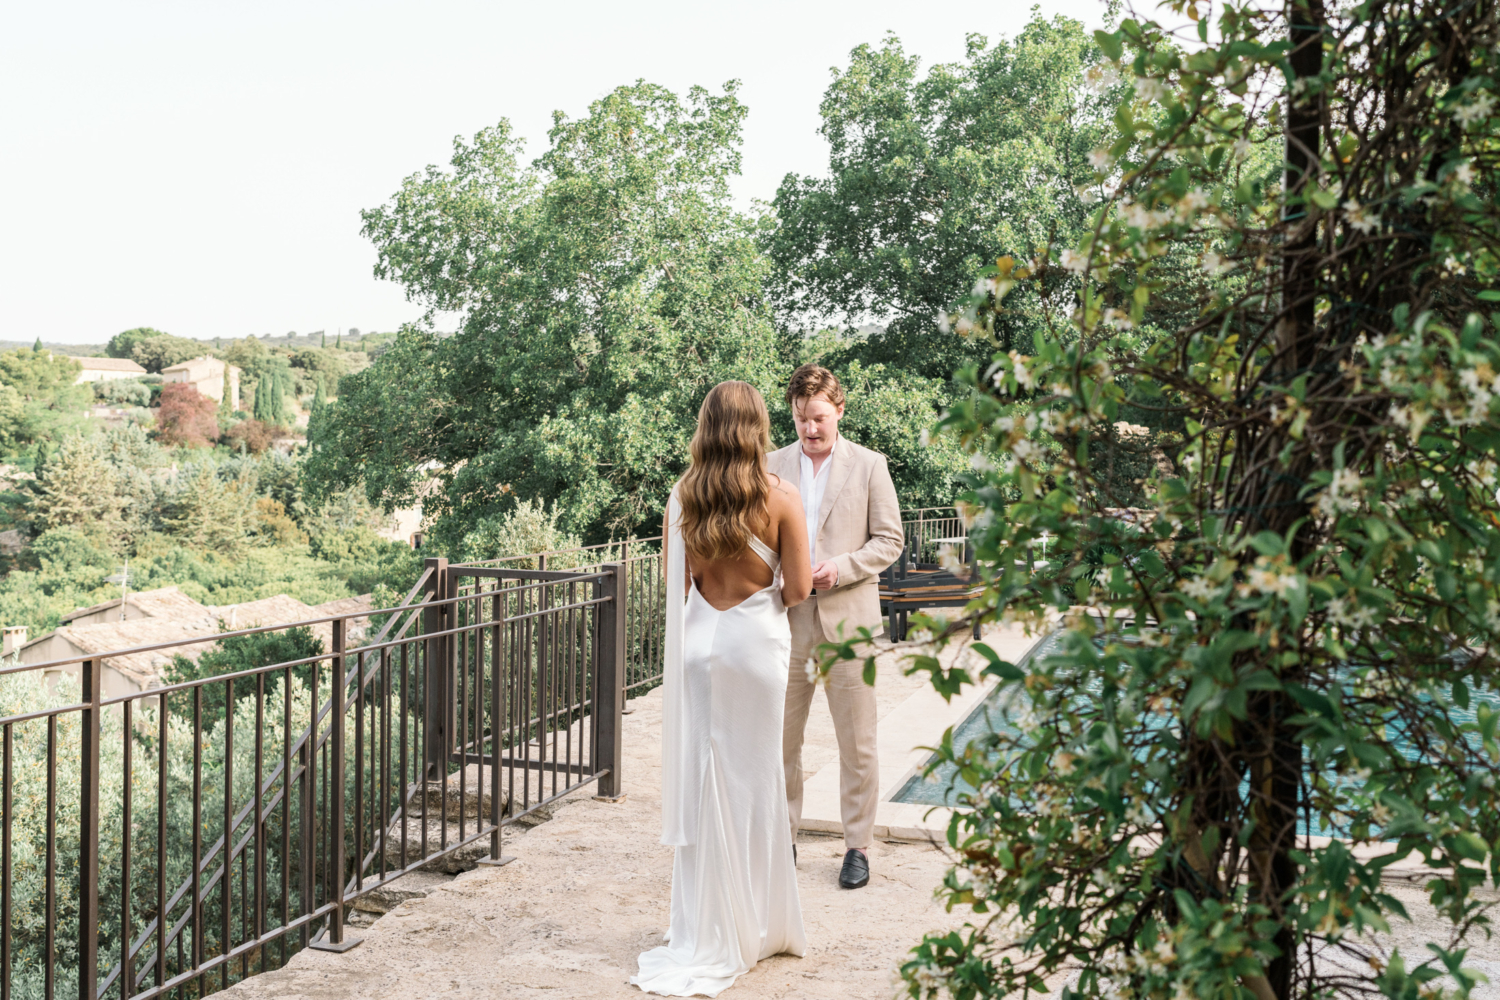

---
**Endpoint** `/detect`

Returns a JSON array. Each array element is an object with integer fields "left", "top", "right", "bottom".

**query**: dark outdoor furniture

[{"left": 879, "top": 542, "right": 985, "bottom": 641}]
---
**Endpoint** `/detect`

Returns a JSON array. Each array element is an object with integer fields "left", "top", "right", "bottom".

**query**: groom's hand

[{"left": 811, "top": 560, "right": 839, "bottom": 590}]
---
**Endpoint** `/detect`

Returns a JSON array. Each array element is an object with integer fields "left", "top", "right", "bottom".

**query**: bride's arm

[{"left": 770, "top": 479, "right": 812, "bottom": 607}]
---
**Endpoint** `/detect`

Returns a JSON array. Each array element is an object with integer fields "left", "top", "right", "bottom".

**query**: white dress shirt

[{"left": 798, "top": 436, "right": 836, "bottom": 568}]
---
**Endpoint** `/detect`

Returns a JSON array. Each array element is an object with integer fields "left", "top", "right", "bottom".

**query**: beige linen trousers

[{"left": 768, "top": 438, "right": 904, "bottom": 850}]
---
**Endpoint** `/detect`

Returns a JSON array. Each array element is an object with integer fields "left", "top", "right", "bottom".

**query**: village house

[
  {"left": 69, "top": 356, "right": 148, "bottom": 383},
  {"left": 16, "top": 585, "right": 372, "bottom": 698},
  {"left": 161, "top": 355, "right": 241, "bottom": 410}
]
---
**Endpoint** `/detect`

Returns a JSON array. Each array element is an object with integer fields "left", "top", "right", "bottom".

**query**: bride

[{"left": 632, "top": 381, "right": 812, "bottom": 997}]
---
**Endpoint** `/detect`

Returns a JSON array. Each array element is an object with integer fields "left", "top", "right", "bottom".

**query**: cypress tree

[
  {"left": 253, "top": 373, "right": 272, "bottom": 423},
  {"left": 320, "top": 331, "right": 327, "bottom": 349},
  {"left": 218, "top": 368, "right": 232, "bottom": 419},
  {"left": 31, "top": 337, "right": 43, "bottom": 353}
]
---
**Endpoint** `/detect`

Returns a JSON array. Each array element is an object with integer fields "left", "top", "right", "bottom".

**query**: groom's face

[{"left": 793, "top": 395, "right": 844, "bottom": 459}]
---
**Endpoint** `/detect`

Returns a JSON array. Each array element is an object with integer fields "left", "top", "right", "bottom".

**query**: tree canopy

[
  {"left": 766, "top": 15, "right": 1119, "bottom": 381},
  {"left": 309, "top": 81, "right": 789, "bottom": 544}
]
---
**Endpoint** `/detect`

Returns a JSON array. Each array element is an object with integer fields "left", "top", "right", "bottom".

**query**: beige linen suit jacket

[{"left": 768, "top": 437, "right": 905, "bottom": 641}]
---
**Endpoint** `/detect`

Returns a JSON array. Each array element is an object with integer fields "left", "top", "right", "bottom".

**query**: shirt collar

[{"left": 800, "top": 435, "right": 837, "bottom": 475}]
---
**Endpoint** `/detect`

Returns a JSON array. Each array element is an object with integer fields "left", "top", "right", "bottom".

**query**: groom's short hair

[{"left": 786, "top": 364, "right": 845, "bottom": 410}]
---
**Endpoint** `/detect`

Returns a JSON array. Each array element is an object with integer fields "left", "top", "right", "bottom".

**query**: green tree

[
  {"left": 159, "top": 465, "right": 252, "bottom": 551},
  {"left": 883, "top": 2, "right": 1500, "bottom": 998},
  {"left": 129, "top": 334, "right": 201, "bottom": 373},
  {"left": 251, "top": 360, "right": 293, "bottom": 426},
  {"left": 223, "top": 336, "right": 270, "bottom": 375},
  {"left": 31, "top": 337, "right": 41, "bottom": 353},
  {"left": 309, "top": 82, "right": 785, "bottom": 543},
  {"left": 766, "top": 16, "right": 1122, "bottom": 381},
  {"left": 0, "top": 349, "right": 90, "bottom": 455},
  {"left": 106, "top": 327, "right": 167, "bottom": 359},
  {"left": 163, "top": 624, "right": 324, "bottom": 730},
  {"left": 28, "top": 436, "right": 127, "bottom": 541}
]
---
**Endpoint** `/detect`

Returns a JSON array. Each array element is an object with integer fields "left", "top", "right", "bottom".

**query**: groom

[{"left": 770, "top": 364, "right": 904, "bottom": 890}]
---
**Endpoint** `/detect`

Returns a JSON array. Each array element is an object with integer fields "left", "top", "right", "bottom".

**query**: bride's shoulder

[{"left": 767, "top": 473, "right": 801, "bottom": 507}]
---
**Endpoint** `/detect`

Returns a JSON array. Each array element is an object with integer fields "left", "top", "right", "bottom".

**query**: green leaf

[{"left": 1094, "top": 29, "right": 1124, "bottom": 61}]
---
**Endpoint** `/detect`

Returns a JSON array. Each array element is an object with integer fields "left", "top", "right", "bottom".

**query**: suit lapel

[
  {"left": 773, "top": 445, "right": 800, "bottom": 491},
  {"left": 815, "top": 440, "right": 855, "bottom": 539}
]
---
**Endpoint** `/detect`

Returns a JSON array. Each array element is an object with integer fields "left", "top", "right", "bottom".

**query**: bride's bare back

[{"left": 684, "top": 474, "right": 812, "bottom": 611}]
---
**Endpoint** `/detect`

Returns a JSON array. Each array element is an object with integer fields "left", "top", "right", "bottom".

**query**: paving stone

[{"left": 351, "top": 870, "right": 456, "bottom": 915}]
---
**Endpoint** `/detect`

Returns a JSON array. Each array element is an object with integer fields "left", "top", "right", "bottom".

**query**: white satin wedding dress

[{"left": 632, "top": 495, "right": 806, "bottom": 997}]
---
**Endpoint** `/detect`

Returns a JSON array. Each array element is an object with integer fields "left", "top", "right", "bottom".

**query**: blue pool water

[{"left": 893, "top": 630, "right": 1489, "bottom": 814}]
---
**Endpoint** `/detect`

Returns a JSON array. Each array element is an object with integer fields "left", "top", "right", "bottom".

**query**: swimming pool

[{"left": 892, "top": 629, "right": 1491, "bottom": 814}]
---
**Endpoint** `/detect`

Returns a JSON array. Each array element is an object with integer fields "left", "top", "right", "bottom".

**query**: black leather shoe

[
  {"left": 792, "top": 844, "right": 798, "bottom": 866},
  {"left": 839, "top": 849, "right": 869, "bottom": 889}
]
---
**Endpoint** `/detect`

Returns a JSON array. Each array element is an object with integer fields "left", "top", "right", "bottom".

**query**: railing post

[
  {"left": 79, "top": 658, "right": 101, "bottom": 1000},
  {"left": 311, "top": 618, "right": 358, "bottom": 951},
  {"left": 593, "top": 563, "right": 627, "bottom": 802},
  {"left": 422, "top": 557, "right": 449, "bottom": 782}
]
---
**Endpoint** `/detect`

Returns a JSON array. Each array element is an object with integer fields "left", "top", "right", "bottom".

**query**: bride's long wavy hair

[{"left": 678, "top": 381, "right": 772, "bottom": 561}]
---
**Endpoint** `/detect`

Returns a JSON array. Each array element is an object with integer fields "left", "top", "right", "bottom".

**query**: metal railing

[
  {"left": 463, "top": 538, "right": 664, "bottom": 696},
  {"left": 0, "top": 509, "right": 959, "bottom": 1000},
  {"left": 0, "top": 557, "right": 628, "bottom": 1000},
  {"left": 900, "top": 507, "right": 964, "bottom": 566}
]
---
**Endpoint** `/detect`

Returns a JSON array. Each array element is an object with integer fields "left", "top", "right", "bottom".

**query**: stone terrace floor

[{"left": 224, "top": 643, "right": 986, "bottom": 1000}]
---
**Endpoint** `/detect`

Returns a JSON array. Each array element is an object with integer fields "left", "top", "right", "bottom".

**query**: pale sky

[{"left": 2, "top": 0, "right": 1104, "bottom": 345}]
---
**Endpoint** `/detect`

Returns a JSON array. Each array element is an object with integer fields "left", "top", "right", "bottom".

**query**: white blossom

[
  {"left": 1326, "top": 596, "right": 1379, "bottom": 629},
  {"left": 1452, "top": 91, "right": 1496, "bottom": 127},
  {"left": 1088, "top": 147, "right": 1115, "bottom": 171},
  {"left": 1243, "top": 560, "right": 1300, "bottom": 598},
  {"left": 1315, "top": 467, "right": 1364, "bottom": 516},
  {"left": 1060, "top": 248, "right": 1089, "bottom": 274},
  {"left": 1135, "top": 76, "right": 1168, "bottom": 102},
  {"left": 1009, "top": 351, "right": 1036, "bottom": 390},
  {"left": 1178, "top": 575, "right": 1220, "bottom": 601},
  {"left": 1176, "top": 187, "right": 1210, "bottom": 220},
  {"left": 1084, "top": 62, "right": 1121, "bottom": 94},
  {"left": 1011, "top": 438, "right": 1043, "bottom": 463},
  {"left": 1233, "top": 137, "right": 1253, "bottom": 161},
  {"left": 1201, "top": 250, "right": 1232, "bottom": 276},
  {"left": 1344, "top": 200, "right": 1380, "bottom": 234},
  {"left": 1453, "top": 160, "right": 1477, "bottom": 187},
  {"left": 938, "top": 544, "right": 968, "bottom": 577},
  {"left": 803, "top": 656, "right": 823, "bottom": 686}
]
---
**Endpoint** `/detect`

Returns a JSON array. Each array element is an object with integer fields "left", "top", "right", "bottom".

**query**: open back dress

[{"left": 632, "top": 493, "right": 806, "bottom": 997}]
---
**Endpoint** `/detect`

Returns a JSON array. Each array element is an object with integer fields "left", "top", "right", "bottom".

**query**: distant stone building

[
  {"left": 70, "top": 357, "right": 147, "bottom": 383},
  {"left": 62, "top": 585, "right": 210, "bottom": 627},
  {"left": 161, "top": 356, "right": 240, "bottom": 410},
  {"left": 16, "top": 585, "right": 374, "bottom": 697}
]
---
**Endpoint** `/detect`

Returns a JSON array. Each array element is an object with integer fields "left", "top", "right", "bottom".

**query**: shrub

[
  {"left": 224, "top": 418, "right": 287, "bottom": 454},
  {"left": 453, "top": 498, "right": 580, "bottom": 566},
  {"left": 91, "top": 378, "right": 152, "bottom": 407},
  {"left": 885, "top": 2, "right": 1500, "bottom": 998},
  {"left": 154, "top": 383, "right": 219, "bottom": 448},
  {"left": 163, "top": 624, "right": 324, "bottom": 730}
]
